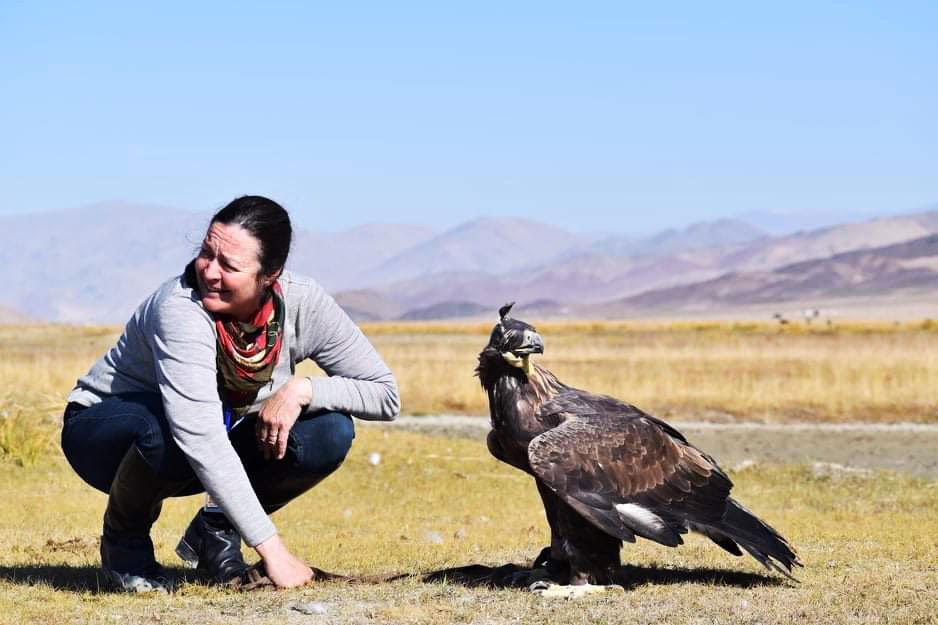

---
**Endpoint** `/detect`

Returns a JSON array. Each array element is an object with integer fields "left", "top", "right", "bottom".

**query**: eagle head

[{"left": 486, "top": 302, "right": 544, "bottom": 371}]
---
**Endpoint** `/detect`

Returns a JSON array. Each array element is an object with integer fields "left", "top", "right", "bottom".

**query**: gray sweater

[{"left": 68, "top": 270, "right": 400, "bottom": 546}]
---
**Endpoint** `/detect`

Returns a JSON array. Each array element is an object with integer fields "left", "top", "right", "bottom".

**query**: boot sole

[{"left": 103, "top": 567, "right": 172, "bottom": 593}]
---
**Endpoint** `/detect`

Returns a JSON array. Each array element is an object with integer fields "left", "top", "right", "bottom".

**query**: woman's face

[{"left": 194, "top": 222, "right": 272, "bottom": 321}]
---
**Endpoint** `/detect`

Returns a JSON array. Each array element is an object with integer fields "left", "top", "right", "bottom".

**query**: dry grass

[
  {"left": 0, "top": 325, "right": 118, "bottom": 465},
  {"left": 2, "top": 320, "right": 938, "bottom": 439},
  {"left": 0, "top": 427, "right": 936, "bottom": 624},
  {"left": 1, "top": 322, "right": 936, "bottom": 623},
  {"left": 352, "top": 319, "right": 938, "bottom": 422}
]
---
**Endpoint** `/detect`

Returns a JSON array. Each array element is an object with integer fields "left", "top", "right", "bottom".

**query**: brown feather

[{"left": 476, "top": 322, "right": 800, "bottom": 583}]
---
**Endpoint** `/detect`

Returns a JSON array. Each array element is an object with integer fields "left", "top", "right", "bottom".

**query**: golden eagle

[{"left": 477, "top": 304, "right": 800, "bottom": 597}]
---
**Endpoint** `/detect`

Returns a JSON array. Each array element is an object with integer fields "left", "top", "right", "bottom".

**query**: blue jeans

[{"left": 61, "top": 392, "right": 355, "bottom": 507}]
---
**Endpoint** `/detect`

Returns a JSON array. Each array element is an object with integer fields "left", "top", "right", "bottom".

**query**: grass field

[
  {"left": 4, "top": 320, "right": 938, "bottom": 433},
  {"left": 1, "top": 428, "right": 936, "bottom": 624},
  {"left": 1, "top": 322, "right": 937, "bottom": 624},
  {"left": 360, "top": 319, "right": 938, "bottom": 422}
]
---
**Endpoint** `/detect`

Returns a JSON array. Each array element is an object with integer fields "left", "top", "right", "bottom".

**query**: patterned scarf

[{"left": 184, "top": 261, "right": 285, "bottom": 421}]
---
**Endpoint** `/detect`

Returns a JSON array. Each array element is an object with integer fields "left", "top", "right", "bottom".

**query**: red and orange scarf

[{"left": 184, "top": 261, "right": 285, "bottom": 419}]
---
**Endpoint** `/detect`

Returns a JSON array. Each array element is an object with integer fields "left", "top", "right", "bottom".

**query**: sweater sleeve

[
  {"left": 299, "top": 284, "right": 400, "bottom": 421},
  {"left": 149, "top": 295, "right": 277, "bottom": 547}
]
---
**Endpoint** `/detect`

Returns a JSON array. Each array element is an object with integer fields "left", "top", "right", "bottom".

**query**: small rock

[
  {"left": 292, "top": 602, "right": 329, "bottom": 615},
  {"left": 423, "top": 531, "right": 444, "bottom": 544},
  {"left": 454, "top": 528, "right": 467, "bottom": 540},
  {"left": 812, "top": 462, "right": 872, "bottom": 479},
  {"left": 343, "top": 508, "right": 353, "bottom": 519},
  {"left": 367, "top": 452, "right": 381, "bottom": 466}
]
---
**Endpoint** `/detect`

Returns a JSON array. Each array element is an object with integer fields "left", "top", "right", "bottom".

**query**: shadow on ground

[
  {"left": 0, "top": 561, "right": 784, "bottom": 594},
  {"left": 0, "top": 564, "right": 197, "bottom": 593},
  {"left": 421, "top": 562, "right": 786, "bottom": 590}
]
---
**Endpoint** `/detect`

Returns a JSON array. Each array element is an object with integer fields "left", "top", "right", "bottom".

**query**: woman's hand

[
  {"left": 256, "top": 376, "right": 312, "bottom": 460},
  {"left": 255, "top": 534, "right": 314, "bottom": 588}
]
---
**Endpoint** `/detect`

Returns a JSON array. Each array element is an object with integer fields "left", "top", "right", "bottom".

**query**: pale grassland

[
  {"left": 0, "top": 427, "right": 936, "bottom": 625},
  {"left": 1, "top": 319, "right": 937, "bottom": 467},
  {"left": 3, "top": 320, "right": 938, "bottom": 436},
  {"left": 354, "top": 319, "right": 938, "bottom": 422},
  {"left": 1, "top": 323, "right": 937, "bottom": 624}
]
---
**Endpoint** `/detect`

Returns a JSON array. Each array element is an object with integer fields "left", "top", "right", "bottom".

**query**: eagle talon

[
  {"left": 531, "top": 582, "right": 627, "bottom": 599},
  {"left": 532, "top": 546, "right": 552, "bottom": 568},
  {"left": 505, "top": 567, "right": 550, "bottom": 588},
  {"left": 532, "top": 552, "right": 570, "bottom": 580},
  {"left": 528, "top": 580, "right": 552, "bottom": 593}
]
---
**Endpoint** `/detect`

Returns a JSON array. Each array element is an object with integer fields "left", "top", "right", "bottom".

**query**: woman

[{"left": 61, "top": 196, "right": 400, "bottom": 592}]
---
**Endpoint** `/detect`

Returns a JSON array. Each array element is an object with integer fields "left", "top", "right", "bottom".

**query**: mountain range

[
  {"left": 594, "top": 234, "right": 938, "bottom": 317},
  {"left": 2, "top": 201, "right": 937, "bottom": 323}
]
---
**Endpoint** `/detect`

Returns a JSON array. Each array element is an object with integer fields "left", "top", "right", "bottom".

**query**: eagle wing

[{"left": 527, "top": 395, "right": 733, "bottom": 548}]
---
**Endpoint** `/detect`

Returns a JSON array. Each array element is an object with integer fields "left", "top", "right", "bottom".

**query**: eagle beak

[
  {"left": 500, "top": 330, "right": 544, "bottom": 370},
  {"left": 512, "top": 331, "right": 544, "bottom": 356}
]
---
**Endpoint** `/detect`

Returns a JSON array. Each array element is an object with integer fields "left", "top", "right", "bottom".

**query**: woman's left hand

[{"left": 256, "top": 376, "right": 312, "bottom": 460}]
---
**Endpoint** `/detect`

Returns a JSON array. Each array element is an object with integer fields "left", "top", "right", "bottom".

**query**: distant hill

[
  {"left": 290, "top": 223, "right": 437, "bottom": 291},
  {"left": 725, "top": 212, "right": 938, "bottom": 273},
  {"left": 333, "top": 289, "right": 405, "bottom": 322},
  {"left": 4, "top": 201, "right": 938, "bottom": 322},
  {"left": 364, "top": 217, "right": 591, "bottom": 284},
  {"left": 348, "top": 219, "right": 775, "bottom": 313},
  {"left": 596, "top": 233, "right": 938, "bottom": 315},
  {"left": 399, "top": 300, "right": 490, "bottom": 321},
  {"left": 0, "top": 202, "right": 436, "bottom": 323},
  {"left": 588, "top": 218, "right": 766, "bottom": 258},
  {"left": 351, "top": 211, "right": 938, "bottom": 317},
  {"left": 735, "top": 207, "right": 936, "bottom": 235},
  {"left": 0, "top": 201, "right": 209, "bottom": 323}
]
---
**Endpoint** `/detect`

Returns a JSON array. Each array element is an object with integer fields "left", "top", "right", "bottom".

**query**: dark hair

[{"left": 211, "top": 195, "right": 292, "bottom": 277}]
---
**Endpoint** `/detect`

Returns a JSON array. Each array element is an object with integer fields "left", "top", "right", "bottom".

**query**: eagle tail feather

[
  {"left": 689, "top": 524, "right": 744, "bottom": 556},
  {"left": 709, "top": 498, "right": 801, "bottom": 579}
]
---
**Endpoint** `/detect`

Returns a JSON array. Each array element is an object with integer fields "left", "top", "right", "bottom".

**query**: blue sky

[{"left": 1, "top": 1, "right": 935, "bottom": 234}]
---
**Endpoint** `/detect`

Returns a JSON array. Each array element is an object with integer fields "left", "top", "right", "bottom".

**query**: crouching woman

[{"left": 61, "top": 196, "right": 400, "bottom": 592}]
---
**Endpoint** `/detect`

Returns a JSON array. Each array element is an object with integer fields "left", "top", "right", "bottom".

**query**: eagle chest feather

[{"left": 489, "top": 369, "right": 562, "bottom": 471}]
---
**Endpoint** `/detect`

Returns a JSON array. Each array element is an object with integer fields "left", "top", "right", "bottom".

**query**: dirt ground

[{"left": 369, "top": 416, "right": 938, "bottom": 480}]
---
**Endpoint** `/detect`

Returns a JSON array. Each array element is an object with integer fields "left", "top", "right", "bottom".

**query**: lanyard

[{"left": 223, "top": 405, "right": 245, "bottom": 432}]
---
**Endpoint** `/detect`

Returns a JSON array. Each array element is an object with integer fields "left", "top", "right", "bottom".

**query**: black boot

[
  {"left": 175, "top": 509, "right": 250, "bottom": 584},
  {"left": 101, "top": 446, "right": 192, "bottom": 593},
  {"left": 174, "top": 437, "right": 347, "bottom": 582},
  {"left": 174, "top": 464, "right": 329, "bottom": 583}
]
